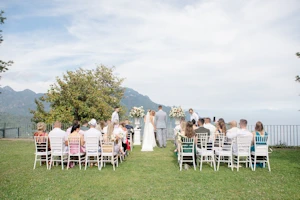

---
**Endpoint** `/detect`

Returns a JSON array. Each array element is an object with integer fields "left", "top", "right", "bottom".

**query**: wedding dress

[{"left": 141, "top": 112, "right": 156, "bottom": 151}]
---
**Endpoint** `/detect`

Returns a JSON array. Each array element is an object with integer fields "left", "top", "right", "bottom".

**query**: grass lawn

[{"left": 0, "top": 140, "right": 300, "bottom": 199}]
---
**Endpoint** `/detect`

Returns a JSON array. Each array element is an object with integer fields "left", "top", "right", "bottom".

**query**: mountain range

[{"left": 0, "top": 86, "right": 171, "bottom": 123}]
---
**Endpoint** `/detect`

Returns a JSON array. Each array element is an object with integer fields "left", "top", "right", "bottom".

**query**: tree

[
  {"left": 30, "top": 65, "right": 126, "bottom": 123},
  {"left": 0, "top": 11, "right": 13, "bottom": 75},
  {"left": 296, "top": 52, "right": 300, "bottom": 82}
]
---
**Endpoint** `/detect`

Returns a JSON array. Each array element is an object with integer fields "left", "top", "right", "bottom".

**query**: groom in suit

[{"left": 155, "top": 105, "right": 167, "bottom": 148}]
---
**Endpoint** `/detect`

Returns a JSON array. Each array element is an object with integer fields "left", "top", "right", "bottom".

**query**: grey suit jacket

[
  {"left": 195, "top": 127, "right": 210, "bottom": 136},
  {"left": 155, "top": 110, "right": 167, "bottom": 129}
]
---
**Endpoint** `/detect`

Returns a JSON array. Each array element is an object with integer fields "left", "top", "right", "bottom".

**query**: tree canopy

[
  {"left": 0, "top": 10, "right": 13, "bottom": 75},
  {"left": 30, "top": 65, "right": 126, "bottom": 123}
]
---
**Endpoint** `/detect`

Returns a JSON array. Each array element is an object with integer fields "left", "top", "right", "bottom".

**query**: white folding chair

[
  {"left": 197, "top": 134, "right": 216, "bottom": 171},
  {"left": 251, "top": 135, "right": 271, "bottom": 171},
  {"left": 215, "top": 137, "right": 233, "bottom": 171},
  {"left": 100, "top": 142, "right": 118, "bottom": 171},
  {"left": 33, "top": 136, "right": 51, "bottom": 170},
  {"left": 179, "top": 137, "right": 196, "bottom": 171},
  {"left": 214, "top": 133, "right": 225, "bottom": 151},
  {"left": 67, "top": 136, "right": 85, "bottom": 170},
  {"left": 233, "top": 135, "right": 253, "bottom": 171},
  {"left": 85, "top": 137, "right": 101, "bottom": 170},
  {"left": 49, "top": 137, "right": 68, "bottom": 170},
  {"left": 127, "top": 132, "right": 133, "bottom": 152}
]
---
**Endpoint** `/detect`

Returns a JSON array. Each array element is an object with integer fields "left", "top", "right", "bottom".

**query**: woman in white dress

[{"left": 141, "top": 110, "right": 157, "bottom": 151}]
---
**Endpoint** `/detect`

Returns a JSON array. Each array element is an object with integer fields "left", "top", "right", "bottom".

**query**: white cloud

[{"left": 0, "top": 0, "right": 299, "bottom": 117}]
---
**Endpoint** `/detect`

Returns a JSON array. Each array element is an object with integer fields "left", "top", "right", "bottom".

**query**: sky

[{"left": 0, "top": 0, "right": 299, "bottom": 124}]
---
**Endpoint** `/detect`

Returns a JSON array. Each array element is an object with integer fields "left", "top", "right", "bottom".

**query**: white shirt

[
  {"left": 174, "top": 125, "right": 181, "bottom": 136},
  {"left": 102, "top": 126, "right": 108, "bottom": 134},
  {"left": 204, "top": 123, "right": 216, "bottom": 136},
  {"left": 49, "top": 128, "right": 67, "bottom": 141},
  {"left": 226, "top": 127, "right": 240, "bottom": 140},
  {"left": 84, "top": 127, "right": 102, "bottom": 142},
  {"left": 190, "top": 112, "right": 199, "bottom": 122},
  {"left": 111, "top": 111, "right": 119, "bottom": 123},
  {"left": 113, "top": 127, "right": 127, "bottom": 143},
  {"left": 232, "top": 128, "right": 253, "bottom": 153}
]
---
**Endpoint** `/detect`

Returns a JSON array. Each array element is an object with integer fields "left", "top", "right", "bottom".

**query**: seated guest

[
  {"left": 49, "top": 121, "right": 67, "bottom": 140},
  {"left": 218, "top": 118, "right": 230, "bottom": 131},
  {"left": 195, "top": 118, "right": 210, "bottom": 136},
  {"left": 119, "top": 122, "right": 129, "bottom": 151},
  {"left": 125, "top": 119, "right": 134, "bottom": 137},
  {"left": 80, "top": 120, "right": 89, "bottom": 131},
  {"left": 34, "top": 122, "right": 48, "bottom": 137},
  {"left": 84, "top": 119, "right": 102, "bottom": 143},
  {"left": 103, "top": 123, "right": 121, "bottom": 154},
  {"left": 67, "top": 124, "right": 85, "bottom": 153},
  {"left": 96, "top": 120, "right": 106, "bottom": 132},
  {"left": 192, "top": 119, "right": 198, "bottom": 130},
  {"left": 226, "top": 121, "right": 240, "bottom": 141},
  {"left": 174, "top": 117, "right": 185, "bottom": 147},
  {"left": 232, "top": 119, "right": 252, "bottom": 154},
  {"left": 66, "top": 120, "right": 85, "bottom": 136},
  {"left": 251, "top": 121, "right": 268, "bottom": 151},
  {"left": 113, "top": 122, "right": 126, "bottom": 155},
  {"left": 176, "top": 121, "right": 187, "bottom": 153},
  {"left": 204, "top": 118, "right": 216, "bottom": 137}
]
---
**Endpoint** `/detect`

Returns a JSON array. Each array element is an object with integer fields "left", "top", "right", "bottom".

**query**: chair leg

[
  {"left": 79, "top": 156, "right": 81, "bottom": 170},
  {"left": 200, "top": 156, "right": 203, "bottom": 171},
  {"left": 61, "top": 156, "right": 64, "bottom": 170},
  {"left": 267, "top": 155, "right": 271, "bottom": 172},
  {"left": 253, "top": 155, "right": 256, "bottom": 171},
  {"left": 85, "top": 155, "right": 88, "bottom": 170},
  {"left": 46, "top": 155, "right": 49, "bottom": 170},
  {"left": 49, "top": 156, "right": 53, "bottom": 170},
  {"left": 33, "top": 155, "right": 37, "bottom": 169},
  {"left": 230, "top": 156, "right": 233, "bottom": 171},
  {"left": 217, "top": 155, "right": 220, "bottom": 171},
  {"left": 212, "top": 155, "right": 216, "bottom": 171},
  {"left": 67, "top": 155, "right": 70, "bottom": 170},
  {"left": 249, "top": 155, "right": 253, "bottom": 171},
  {"left": 237, "top": 156, "right": 240, "bottom": 172},
  {"left": 112, "top": 157, "right": 115, "bottom": 171},
  {"left": 193, "top": 156, "right": 196, "bottom": 171}
]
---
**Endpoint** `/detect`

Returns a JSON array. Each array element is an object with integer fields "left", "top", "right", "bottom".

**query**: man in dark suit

[{"left": 195, "top": 118, "right": 210, "bottom": 136}]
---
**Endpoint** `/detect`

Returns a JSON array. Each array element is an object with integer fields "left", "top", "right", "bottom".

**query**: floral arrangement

[
  {"left": 169, "top": 106, "right": 185, "bottom": 118},
  {"left": 129, "top": 106, "right": 145, "bottom": 118}
]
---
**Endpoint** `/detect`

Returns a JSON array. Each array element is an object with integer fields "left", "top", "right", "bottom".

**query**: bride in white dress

[{"left": 141, "top": 110, "right": 157, "bottom": 151}]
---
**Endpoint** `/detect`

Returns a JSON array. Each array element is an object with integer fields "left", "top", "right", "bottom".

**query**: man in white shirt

[
  {"left": 49, "top": 121, "right": 67, "bottom": 149},
  {"left": 49, "top": 121, "right": 67, "bottom": 139},
  {"left": 232, "top": 119, "right": 252, "bottom": 154},
  {"left": 111, "top": 107, "right": 120, "bottom": 124},
  {"left": 226, "top": 121, "right": 240, "bottom": 141},
  {"left": 189, "top": 108, "right": 199, "bottom": 123},
  {"left": 84, "top": 118, "right": 103, "bottom": 142},
  {"left": 203, "top": 117, "right": 216, "bottom": 138}
]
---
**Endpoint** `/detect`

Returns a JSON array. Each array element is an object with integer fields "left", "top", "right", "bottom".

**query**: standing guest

[
  {"left": 204, "top": 118, "right": 216, "bottom": 138},
  {"left": 80, "top": 120, "right": 89, "bottom": 131},
  {"left": 251, "top": 121, "right": 268, "bottom": 152},
  {"left": 226, "top": 121, "right": 240, "bottom": 141},
  {"left": 189, "top": 109, "right": 199, "bottom": 124},
  {"left": 84, "top": 119, "right": 102, "bottom": 143},
  {"left": 111, "top": 107, "right": 120, "bottom": 124},
  {"left": 155, "top": 105, "right": 167, "bottom": 148},
  {"left": 195, "top": 118, "right": 210, "bottom": 136}
]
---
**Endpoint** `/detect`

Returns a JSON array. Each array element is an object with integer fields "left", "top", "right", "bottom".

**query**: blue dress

[{"left": 251, "top": 132, "right": 268, "bottom": 152}]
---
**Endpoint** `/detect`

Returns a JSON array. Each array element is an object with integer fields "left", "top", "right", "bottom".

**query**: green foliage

[
  {"left": 1, "top": 140, "right": 300, "bottom": 199},
  {"left": 0, "top": 10, "right": 13, "bottom": 75},
  {"left": 30, "top": 65, "right": 125, "bottom": 123}
]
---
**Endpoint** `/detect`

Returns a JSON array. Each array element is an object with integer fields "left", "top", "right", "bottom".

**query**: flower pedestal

[
  {"left": 133, "top": 118, "right": 141, "bottom": 145},
  {"left": 175, "top": 117, "right": 181, "bottom": 126}
]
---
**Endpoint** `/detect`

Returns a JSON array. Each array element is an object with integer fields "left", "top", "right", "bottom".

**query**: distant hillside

[{"left": 0, "top": 86, "right": 172, "bottom": 122}]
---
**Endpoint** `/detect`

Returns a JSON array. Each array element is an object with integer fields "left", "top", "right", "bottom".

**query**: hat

[{"left": 88, "top": 119, "right": 97, "bottom": 126}]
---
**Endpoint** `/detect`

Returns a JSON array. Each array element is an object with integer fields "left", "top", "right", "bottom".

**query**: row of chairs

[
  {"left": 179, "top": 133, "right": 271, "bottom": 172},
  {"left": 33, "top": 134, "right": 133, "bottom": 171}
]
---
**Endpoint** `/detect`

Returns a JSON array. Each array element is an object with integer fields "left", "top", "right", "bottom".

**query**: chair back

[
  {"left": 34, "top": 136, "right": 49, "bottom": 152},
  {"left": 197, "top": 133, "right": 208, "bottom": 150},
  {"left": 222, "top": 137, "right": 233, "bottom": 152},
  {"left": 102, "top": 142, "right": 114, "bottom": 154},
  {"left": 85, "top": 137, "right": 99, "bottom": 153},
  {"left": 254, "top": 135, "right": 268, "bottom": 154},
  {"left": 236, "top": 135, "right": 251, "bottom": 153},
  {"left": 68, "top": 136, "right": 81, "bottom": 155},
  {"left": 181, "top": 137, "right": 194, "bottom": 154},
  {"left": 50, "top": 137, "right": 65, "bottom": 154},
  {"left": 215, "top": 133, "right": 225, "bottom": 147}
]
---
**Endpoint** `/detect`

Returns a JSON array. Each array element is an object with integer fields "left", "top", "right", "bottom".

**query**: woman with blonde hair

[{"left": 34, "top": 122, "right": 48, "bottom": 137}]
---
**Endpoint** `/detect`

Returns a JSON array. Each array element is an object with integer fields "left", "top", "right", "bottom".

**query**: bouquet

[
  {"left": 129, "top": 106, "right": 145, "bottom": 118},
  {"left": 169, "top": 106, "right": 185, "bottom": 118},
  {"left": 110, "top": 134, "right": 116, "bottom": 142}
]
